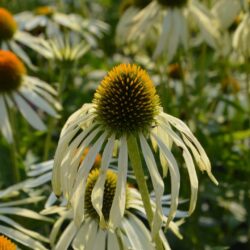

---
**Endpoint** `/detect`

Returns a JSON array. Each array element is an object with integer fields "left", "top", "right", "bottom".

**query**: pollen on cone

[
  {"left": 0, "top": 235, "right": 16, "bottom": 250},
  {"left": 94, "top": 64, "right": 160, "bottom": 135},
  {"left": 0, "top": 50, "right": 26, "bottom": 93},
  {"left": 0, "top": 8, "right": 17, "bottom": 41}
]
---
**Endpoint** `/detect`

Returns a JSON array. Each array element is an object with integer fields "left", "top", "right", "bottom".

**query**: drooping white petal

[
  {"left": 72, "top": 219, "right": 98, "bottom": 250},
  {"left": 0, "top": 207, "right": 52, "bottom": 222},
  {"left": 159, "top": 121, "right": 198, "bottom": 215},
  {"left": 50, "top": 211, "right": 72, "bottom": 246},
  {"left": 0, "top": 225, "right": 47, "bottom": 250},
  {"left": 19, "top": 87, "right": 57, "bottom": 116},
  {"left": 153, "top": 10, "right": 172, "bottom": 60},
  {"left": 71, "top": 132, "right": 107, "bottom": 226},
  {"left": 121, "top": 216, "right": 146, "bottom": 250},
  {"left": 0, "top": 215, "right": 49, "bottom": 243},
  {"left": 139, "top": 133, "right": 164, "bottom": 238},
  {"left": 152, "top": 132, "right": 180, "bottom": 228},
  {"left": 55, "top": 221, "right": 77, "bottom": 250},
  {"left": 91, "top": 134, "right": 115, "bottom": 228},
  {"left": 126, "top": 212, "right": 153, "bottom": 250},
  {"left": 109, "top": 136, "right": 128, "bottom": 230},
  {"left": 107, "top": 232, "right": 119, "bottom": 250},
  {"left": 67, "top": 125, "right": 101, "bottom": 198},
  {"left": 160, "top": 113, "right": 218, "bottom": 184},
  {"left": 12, "top": 92, "right": 46, "bottom": 130},
  {"left": 0, "top": 96, "right": 13, "bottom": 143},
  {"left": 93, "top": 229, "right": 106, "bottom": 250}
]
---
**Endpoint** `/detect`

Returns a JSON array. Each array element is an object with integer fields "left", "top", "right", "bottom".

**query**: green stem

[
  {"left": 127, "top": 135, "right": 163, "bottom": 250},
  {"left": 43, "top": 118, "right": 54, "bottom": 161},
  {"left": 8, "top": 108, "right": 20, "bottom": 183}
]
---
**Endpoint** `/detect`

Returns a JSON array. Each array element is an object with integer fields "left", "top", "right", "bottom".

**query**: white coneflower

[
  {"left": 0, "top": 184, "right": 52, "bottom": 250},
  {"left": 0, "top": 50, "right": 60, "bottom": 143},
  {"left": 116, "top": 0, "right": 220, "bottom": 62},
  {"left": 47, "top": 169, "right": 182, "bottom": 250},
  {"left": 0, "top": 8, "right": 53, "bottom": 69},
  {"left": 15, "top": 6, "right": 109, "bottom": 47},
  {"left": 52, "top": 64, "right": 217, "bottom": 241},
  {"left": 212, "top": 0, "right": 247, "bottom": 30}
]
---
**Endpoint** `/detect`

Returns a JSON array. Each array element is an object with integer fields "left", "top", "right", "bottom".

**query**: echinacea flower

[
  {"left": 47, "top": 169, "right": 182, "bottom": 250},
  {"left": 0, "top": 183, "right": 52, "bottom": 250},
  {"left": 15, "top": 6, "right": 109, "bottom": 47},
  {"left": 116, "top": 0, "right": 220, "bottom": 61},
  {"left": 0, "top": 235, "right": 16, "bottom": 250},
  {"left": 52, "top": 64, "right": 218, "bottom": 239},
  {"left": 0, "top": 8, "right": 53, "bottom": 69},
  {"left": 0, "top": 50, "right": 60, "bottom": 143},
  {"left": 212, "top": 0, "right": 247, "bottom": 30}
]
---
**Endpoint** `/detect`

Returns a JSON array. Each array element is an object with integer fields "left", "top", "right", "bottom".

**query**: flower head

[
  {"left": 0, "top": 50, "right": 26, "bottom": 93},
  {"left": 52, "top": 63, "right": 217, "bottom": 241},
  {"left": 0, "top": 235, "right": 16, "bottom": 250},
  {"left": 0, "top": 50, "right": 60, "bottom": 143},
  {"left": 116, "top": 0, "right": 220, "bottom": 61},
  {"left": 0, "top": 8, "right": 17, "bottom": 41},
  {"left": 94, "top": 64, "right": 160, "bottom": 135},
  {"left": 85, "top": 169, "right": 123, "bottom": 222},
  {"left": 49, "top": 169, "right": 179, "bottom": 249}
]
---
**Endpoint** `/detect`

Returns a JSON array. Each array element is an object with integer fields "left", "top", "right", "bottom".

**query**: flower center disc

[
  {"left": 157, "top": 0, "right": 188, "bottom": 8},
  {"left": 94, "top": 64, "right": 160, "bottom": 135},
  {"left": 0, "top": 8, "right": 17, "bottom": 41},
  {"left": 0, "top": 235, "right": 16, "bottom": 250},
  {"left": 0, "top": 50, "right": 26, "bottom": 93},
  {"left": 85, "top": 169, "right": 118, "bottom": 221}
]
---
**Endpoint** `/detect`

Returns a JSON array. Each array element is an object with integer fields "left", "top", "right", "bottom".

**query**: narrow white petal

[
  {"left": 121, "top": 216, "right": 145, "bottom": 250},
  {"left": 92, "top": 134, "right": 115, "bottom": 227},
  {"left": 139, "top": 133, "right": 164, "bottom": 238},
  {"left": 71, "top": 132, "right": 107, "bottom": 226},
  {"left": 107, "top": 232, "right": 119, "bottom": 250},
  {"left": 67, "top": 126, "right": 101, "bottom": 198},
  {"left": 55, "top": 221, "right": 77, "bottom": 250},
  {"left": 109, "top": 136, "right": 128, "bottom": 230},
  {"left": 93, "top": 229, "right": 106, "bottom": 250},
  {"left": 73, "top": 219, "right": 98, "bottom": 250},
  {"left": 0, "top": 96, "right": 13, "bottom": 143},
  {"left": 50, "top": 211, "right": 72, "bottom": 246},
  {"left": 152, "top": 132, "right": 180, "bottom": 228},
  {"left": 159, "top": 122, "right": 198, "bottom": 215},
  {"left": 161, "top": 113, "right": 218, "bottom": 184},
  {"left": 0, "top": 225, "right": 47, "bottom": 250},
  {"left": 153, "top": 11, "right": 172, "bottom": 59},
  {"left": 19, "top": 87, "right": 57, "bottom": 116},
  {"left": 12, "top": 92, "right": 46, "bottom": 130},
  {"left": 0, "top": 215, "right": 49, "bottom": 243},
  {"left": 126, "top": 212, "right": 153, "bottom": 250}
]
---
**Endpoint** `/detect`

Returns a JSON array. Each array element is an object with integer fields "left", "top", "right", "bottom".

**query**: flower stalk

[{"left": 127, "top": 134, "right": 164, "bottom": 250}]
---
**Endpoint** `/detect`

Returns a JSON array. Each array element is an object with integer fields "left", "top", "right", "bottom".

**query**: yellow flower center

[
  {"left": 0, "top": 235, "right": 16, "bottom": 250},
  {"left": 93, "top": 64, "right": 160, "bottom": 136},
  {"left": 0, "top": 8, "right": 17, "bottom": 41},
  {"left": 0, "top": 50, "right": 26, "bottom": 93},
  {"left": 157, "top": 0, "right": 188, "bottom": 8},
  {"left": 85, "top": 169, "right": 127, "bottom": 221}
]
